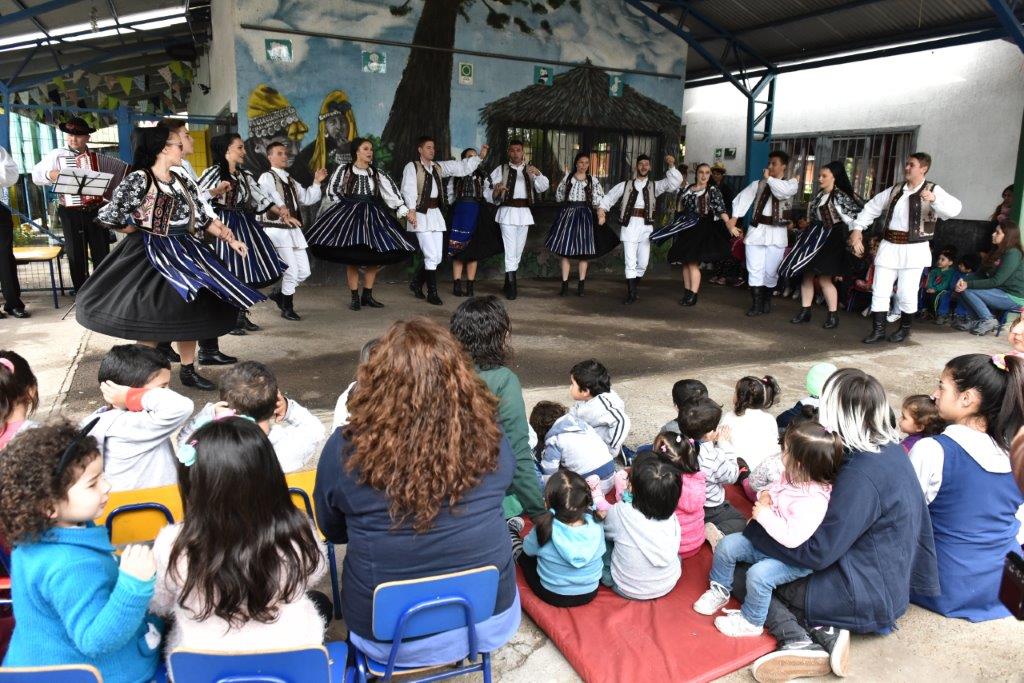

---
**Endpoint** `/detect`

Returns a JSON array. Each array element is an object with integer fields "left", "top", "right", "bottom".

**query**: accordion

[{"left": 72, "top": 151, "right": 129, "bottom": 205}]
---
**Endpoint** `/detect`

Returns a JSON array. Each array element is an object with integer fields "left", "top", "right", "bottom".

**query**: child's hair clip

[
  {"left": 0, "top": 358, "right": 13, "bottom": 373},
  {"left": 177, "top": 440, "right": 198, "bottom": 467}
]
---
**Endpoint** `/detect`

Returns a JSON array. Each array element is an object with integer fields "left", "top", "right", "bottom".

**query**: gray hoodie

[
  {"left": 603, "top": 501, "right": 681, "bottom": 600},
  {"left": 570, "top": 389, "right": 630, "bottom": 458},
  {"left": 540, "top": 414, "right": 616, "bottom": 491}
]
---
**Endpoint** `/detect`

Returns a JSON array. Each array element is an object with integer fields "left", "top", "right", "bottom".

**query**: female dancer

[
  {"left": 198, "top": 133, "right": 293, "bottom": 334},
  {"left": 448, "top": 147, "right": 501, "bottom": 297},
  {"left": 544, "top": 152, "right": 615, "bottom": 296},
  {"left": 652, "top": 162, "right": 736, "bottom": 306},
  {"left": 779, "top": 161, "right": 862, "bottom": 329},
  {"left": 305, "top": 138, "right": 416, "bottom": 311},
  {"left": 76, "top": 124, "right": 261, "bottom": 390}
]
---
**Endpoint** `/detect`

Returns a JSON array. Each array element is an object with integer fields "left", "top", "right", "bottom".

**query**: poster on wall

[
  {"left": 608, "top": 74, "right": 623, "bottom": 97},
  {"left": 265, "top": 39, "right": 293, "bottom": 63},
  {"left": 458, "top": 62, "right": 474, "bottom": 86},
  {"left": 533, "top": 65, "right": 553, "bottom": 86},
  {"left": 362, "top": 51, "right": 387, "bottom": 74}
]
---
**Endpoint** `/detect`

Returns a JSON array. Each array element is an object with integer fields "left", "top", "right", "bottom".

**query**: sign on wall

[
  {"left": 458, "top": 62, "right": 474, "bottom": 86},
  {"left": 265, "top": 39, "right": 293, "bottom": 63},
  {"left": 533, "top": 65, "right": 553, "bottom": 86},
  {"left": 362, "top": 50, "right": 387, "bottom": 74}
]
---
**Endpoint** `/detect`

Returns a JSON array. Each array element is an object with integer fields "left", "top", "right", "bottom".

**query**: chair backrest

[
  {"left": 104, "top": 502, "right": 176, "bottom": 546},
  {"left": 169, "top": 646, "right": 331, "bottom": 683},
  {"left": 371, "top": 566, "right": 499, "bottom": 642},
  {"left": 96, "top": 483, "right": 183, "bottom": 529},
  {"left": 0, "top": 665, "right": 102, "bottom": 683}
]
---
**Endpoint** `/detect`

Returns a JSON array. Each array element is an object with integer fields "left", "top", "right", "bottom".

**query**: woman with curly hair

[
  {"left": 0, "top": 420, "right": 160, "bottom": 682},
  {"left": 313, "top": 317, "right": 520, "bottom": 667}
]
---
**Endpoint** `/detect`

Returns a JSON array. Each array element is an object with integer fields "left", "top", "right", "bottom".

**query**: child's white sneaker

[
  {"left": 714, "top": 609, "right": 764, "bottom": 637},
  {"left": 693, "top": 582, "right": 730, "bottom": 615},
  {"left": 705, "top": 522, "right": 724, "bottom": 551}
]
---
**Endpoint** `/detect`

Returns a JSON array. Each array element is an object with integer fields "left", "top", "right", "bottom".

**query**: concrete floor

[{"left": 6, "top": 272, "right": 1023, "bottom": 682}]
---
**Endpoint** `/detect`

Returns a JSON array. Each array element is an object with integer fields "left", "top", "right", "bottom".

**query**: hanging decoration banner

[
  {"left": 158, "top": 66, "right": 173, "bottom": 86},
  {"left": 117, "top": 75, "right": 133, "bottom": 96}
]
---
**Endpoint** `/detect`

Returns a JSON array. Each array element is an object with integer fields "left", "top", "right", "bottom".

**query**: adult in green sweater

[
  {"left": 956, "top": 222, "right": 1024, "bottom": 336},
  {"left": 451, "top": 295, "right": 546, "bottom": 523}
]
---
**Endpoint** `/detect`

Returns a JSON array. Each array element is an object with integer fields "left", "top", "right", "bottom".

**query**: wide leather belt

[
  {"left": 506, "top": 198, "right": 530, "bottom": 208},
  {"left": 883, "top": 229, "right": 909, "bottom": 244},
  {"left": 630, "top": 208, "right": 647, "bottom": 217}
]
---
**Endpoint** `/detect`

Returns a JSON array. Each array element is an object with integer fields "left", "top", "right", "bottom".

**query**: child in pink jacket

[
  {"left": 693, "top": 421, "right": 844, "bottom": 637},
  {"left": 651, "top": 431, "right": 706, "bottom": 558}
]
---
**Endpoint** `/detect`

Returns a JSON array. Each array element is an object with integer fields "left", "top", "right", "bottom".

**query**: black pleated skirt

[{"left": 668, "top": 215, "right": 732, "bottom": 264}]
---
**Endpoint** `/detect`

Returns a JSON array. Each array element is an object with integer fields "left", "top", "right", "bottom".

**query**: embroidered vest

[
  {"left": 133, "top": 172, "right": 197, "bottom": 237},
  {"left": 618, "top": 178, "right": 656, "bottom": 224},
  {"left": 806, "top": 190, "right": 844, "bottom": 228},
  {"left": 883, "top": 181, "right": 938, "bottom": 243},
  {"left": 498, "top": 164, "right": 534, "bottom": 206},
  {"left": 561, "top": 174, "right": 594, "bottom": 206},
  {"left": 262, "top": 171, "right": 302, "bottom": 229},
  {"left": 340, "top": 164, "right": 383, "bottom": 199},
  {"left": 752, "top": 179, "right": 792, "bottom": 227},
  {"left": 453, "top": 169, "right": 488, "bottom": 202},
  {"left": 414, "top": 161, "right": 446, "bottom": 213}
]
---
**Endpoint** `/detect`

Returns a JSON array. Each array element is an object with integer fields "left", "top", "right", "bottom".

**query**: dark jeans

[
  {"left": 0, "top": 205, "right": 23, "bottom": 310},
  {"left": 705, "top": 501, "right": 747, "bottom": 535},
  {"left": 59, "top": 205, "right": 107, "bottom": 291},
  {"left": 732, "top": 563, "right": 811, "bottom": 644},
  {"left": 517, "top": 553, "right": 597, "bottom": 608}
]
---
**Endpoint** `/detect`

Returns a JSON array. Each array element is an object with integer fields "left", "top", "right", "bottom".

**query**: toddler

[
  {"left": 85, "top": 344, "right": 194, "bottom": 491},
  {"left": 922, "top": 246, "right": 957, "bottom": 320},
  {"left": 568, "top": 359, "right": 631, "bottom": 460},
  {"left": 651, "top": 431, "right": 706, "bottom": 558},
  {"left": 518, "top": 469, "right": 606, "bottom": 607},
  {"left": 776, "top": 362, "right": 836, "bottom": 432},
  {"left": 660, "top": 379, "right": 709, "bottom": 434},
  {"left": 0, "top": 420, "right": 160, "bottom": 682},
  {"left": 719, "top": 375, "right": 782, "bottom": 472},
  {"left": 0, "top": 350, "right": 39, "bottom": 449},
  {"left": 899, "top": 394, "right": 946, "bottom": 453},
  {"left": 946, "top": 254, "right": 981, "bottom": 327},
  {"left": 694, "top": 421, "right": 843, "bottom": 637},
  {"left": 530, "top": 400, "right": 616, "bottom": 493},
  {"left": 750, "top": 405, "right": 818, "bottom": 497}
]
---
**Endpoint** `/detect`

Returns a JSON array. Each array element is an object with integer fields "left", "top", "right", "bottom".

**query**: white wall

[
  {"left": 188, "top": 1, "right": 239, "bottom": 116},
  {"left": 683, "top": 40, "right": 1024, "bottom": 220}
]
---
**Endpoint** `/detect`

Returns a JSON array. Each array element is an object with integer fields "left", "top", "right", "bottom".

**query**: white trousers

[
  {"left": 622, "top": 240, "right": 652, "bottom": 279},
  {"left": 415, "top": 231, "right": 444, "bottom": 270},
  {"left": 746, "top": 244, "right": 786, "bottom": 288},
  {"left": 500, "top": 224, "right": 529, "bottom": 272},
  {"left": 871, "top": 266, "right": 921, "bottom": 314},
  {"left": 275, "top": 247, "right": 310, "bottom": 296}
]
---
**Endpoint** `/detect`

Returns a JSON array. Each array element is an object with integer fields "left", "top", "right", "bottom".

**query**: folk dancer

[{"left": 447, "top": 148, "right": 502, "bottom": 297}]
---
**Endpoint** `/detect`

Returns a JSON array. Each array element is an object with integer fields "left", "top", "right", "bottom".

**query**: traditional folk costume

[
  {"left": 652, "top": 183, "right": 730, "bottom": 264},
  {"left": 258, "top": 167, "right": 321, "bottom": 319},
  {"left": 401, "top": 155, "right": 483, "bottom": 304},
  {"left": 731, "top": 176, "right": 799, "bottom": 315},
  {"left": 545, "top": 174, "right": 620, "bottom": 289},
  {"left": 76, "top": 170, "right": 263, "bottom": 343},
  {"left": 779, "top": 189, "right": 861, "bottom": 280},
  {"left": 487, "top": 163, "right": 550, "bottom": 300},
  {"left": 599, "top": 166, "right": 683, "bottom": 303},
  {"left": 853, "top": 178, "right": 962, "bottom": 342},
  {"left": 446, "top": 168, "right": 502, "bottom": 296}
]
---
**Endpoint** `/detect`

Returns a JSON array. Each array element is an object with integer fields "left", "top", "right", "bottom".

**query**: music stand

[{"left": 54, "top": 167, "right": 113, "bottom": 198}]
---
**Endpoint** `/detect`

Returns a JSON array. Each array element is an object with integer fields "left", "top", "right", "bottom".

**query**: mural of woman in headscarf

[
  {"left": 293, "top": 90, "right": 358, "bottom": 187},
  {"left": 244, "top": 84, "right": 309, "bottom": 176}
]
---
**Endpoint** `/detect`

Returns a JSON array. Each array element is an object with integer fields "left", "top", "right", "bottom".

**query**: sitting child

[
  {"left": 0, "top": 420, "right": 160, "bottom": 683},
  {"left": 332, "top": 338, "right": 378, "bottom": 432},
  {"left": 568, "top": 359, "right": 631, "bottom": 461},
  {"left": 0, "top": 350, "right": 39, "bottom": 449},
  {"left": 660, "top": 379, "right": 709, "bottom": 434},
  {"left": 598, "top": 451, "right": 682, "bottom": 600},
  {"left": 945, "top": 254, "right": 981, "bottom": 327},
  {"left": 719, "top": 375, "right": 782, "bottom": 473},
  {"left": 749, "top": 405, "right": 818, "bottom": 498},
  {"left": 530, "top": 400, "right": 616, "bottom": 493},
  {"left": 693, "top": 420, "right": 843, "bottom": 637},
  {"left": 680, "top": 397, "right": 743, "bottom": 547},
  {"left": 899, "top": 394, "right": 946, "bottom": 453},
  {"left": 518, "top": 469, "right": 606, "bottom": 608},
  {"left": 181, "top": 361, "right": 325, "bottom": 472},
  {"left": 776, "top": 362, "right": 836, "bottom": 432},
  {"left": 153, "top": 417, "right": 329, "bottom": 655},
  {"left": 85, "top": 344, "right": 194, "bottom": 491},
  {"left": 922, "top": 246, "right": 957, "bottom": 320},
  {"left": 651, "top": 431, "right": 706, "bottom": 558}
]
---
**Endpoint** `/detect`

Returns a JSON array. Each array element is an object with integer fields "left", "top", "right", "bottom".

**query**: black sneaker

[
  {"left": 809, "top": 625, "right": 850, "bottom": 677},
  {"left": 750, "top": 639, "right": 830, "bottom": 683}
]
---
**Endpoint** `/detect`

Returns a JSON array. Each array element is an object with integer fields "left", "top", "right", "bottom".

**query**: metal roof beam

[
  {"left": 652, "top": 0, "right": 774, "bottom": 70},
  {"left": 0, "top": 0, "right": 86, "bottom": 28},
  {"left": 12, "top": 0, "right": 66, "bottom": 73},
  {"left": 4, "top": 45, "right": 40, "bottom": 88},
  {"left": 987, "top": 0, "right": 1024, "bottom": 53},
  {"left": 732, "top": 0, "right": 889, "bottom": 37}
]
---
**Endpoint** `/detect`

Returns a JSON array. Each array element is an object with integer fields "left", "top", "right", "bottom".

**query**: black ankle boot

[
  {"left": 230, "top": 311, "right": 248, "bottom": 335},
  {"left": 577, "top": 279, "right": 585, "bottom": 297},
  {"left": 157, "top": 341, "right": 180, "bottom": 364},
  {"left": 505, "top": 271, "right": 518, "bottom": 300},
  {"left": 790, "top": 307, "right": 812, "bottom": 324},
  {"left": 823, "top": 311, "right": 839, "bottom": 329},
  {"left": 242, "top": 312, "right": 260, "bottom": 331},
  {"left": 863, "top": 311, "right": 888, "bottom": 344},
  {"left": 559, "top": 280, "right": 569, "bottom": 296},
  {"left": 466, "top": 280, "right": 475, "bottom": 297},
  {"left": 623, "top": 278, "right": 638, "bottom": 305},
  {"left": 280, "top": 294, "right": 301, "bottom": 321},
  {"left": 453, "top": 278, "right": 463, "bottom": 297},
  {"left": 179, "top": 363, "right": 214, "bottom": 391},
  {"left": 425, "top": 270, "right": 443, "bottom": 306},
  {"left": 678, "top": 289, "right": 692, "bottom": 306},
  {"left": 409, "top": 265, "right": 426, "bottom": 299},
  {"left": 503, "top": 272, "right": 513, "bottom": 299},
  {"left": 349, "top": 289, "right": 361, "bottom": 311},
  {"left": 760, "top": 286, "right": 772, "bottom": 314},
  {"left": 887, "top": 312, "right": 913, "bottom": 343},
  {"left": 268, "top": 289, "right": 284, "bottom": 310},
  {"left": 746, "top": 287, "right": 761, "bottom": 316},
  {"left": 361, "top": 288, "right": 385, "bottom": 308}
]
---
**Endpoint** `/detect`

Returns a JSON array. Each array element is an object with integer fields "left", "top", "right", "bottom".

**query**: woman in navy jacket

[{"left": 738, "top": 369, "right": 939, "bottom": 682}]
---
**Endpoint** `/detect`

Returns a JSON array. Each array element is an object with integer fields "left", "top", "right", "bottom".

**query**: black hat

[{"left": 59, "top": 117, "right": 96, "bottom": 135}]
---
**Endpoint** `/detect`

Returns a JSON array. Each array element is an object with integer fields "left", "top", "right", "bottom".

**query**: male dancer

[
  {"left": 0, "top": 144, "right": 26, "bottom": 319},
  {"left": 402, "top": 137, "right": 488, "bottom": 305},
  {"left": 259, "top": 142, "right": 324, "bottom": 320},
  {"left": 726, "top": 151, "right": 798, "bottom": 316},
  {"left": 850, "top": 152, "right": 961, "bottom": 343},
  {"left": 598, "top": 154, "right": 681, "bottom": 304},
  {"left": 488, "top": 139, "right": 549, "bottom": 300}
]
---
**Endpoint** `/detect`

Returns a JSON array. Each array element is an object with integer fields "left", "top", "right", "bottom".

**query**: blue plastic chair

[
  {"left": 352, "top": 566, "right": 499, "bottom": 683},
  {"left": 0, "top": 665, "right": 101, "bottom": 682},
  {"left": 168, "top": 643, "right": 352, "bottom": 683},
  {"left": 289, "top": 487, "right": 342, "bottom": 621}
]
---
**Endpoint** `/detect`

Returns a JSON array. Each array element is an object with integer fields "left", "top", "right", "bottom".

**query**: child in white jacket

[{"left": 568, "top": 359, "right": 630, "bottom": 460}]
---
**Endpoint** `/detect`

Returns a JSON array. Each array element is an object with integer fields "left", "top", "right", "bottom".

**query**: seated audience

[
  {"left": 938, "top": 253, "right": 980, "bottom": 326},
  {"left": 955, "top": 222, "right": 1024, "bottom": 336},
  {"left": 660, "top": 379, "right": 709, "bottom": 434},
  {"left": 899, "top": 394, "right": 946, "bottom": 453},
  {"left": 921, "top": 246, "right": 957, "bottom": 319},
  {"left": 332, "top": 338, "right": 378, "bottom": 432},
  {"left": 776, "top": 362, "right": 836, "bottom": 432},
  {"left": 720, "top": 375, "right": 782, "bottom": 471},
  {"left": 679, "top": 397, "right": 742, "bottom": 545},
  {"left": 568, "top": 359, "right": 631, "bottom": 461},
  {"left": 650, "top": 431, "right": 706, "bottom": 558},
  {"left": 530, "top": 400, "right": 615, "bottom": 493},
  {"left": 0, "top": 350, "right": 38, "bottom": 449}
]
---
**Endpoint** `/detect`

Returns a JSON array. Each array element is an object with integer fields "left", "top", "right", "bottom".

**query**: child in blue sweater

[
  {"left": 518, "top": 469, "right": 606, "bottom": 607},
  {"left": 0, "top": 419, "right": 160, "bottom": 683}
]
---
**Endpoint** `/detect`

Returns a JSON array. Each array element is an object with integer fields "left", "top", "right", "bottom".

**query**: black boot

[
  {"left": 746, "top": 287, "right": 762, "bottom": 317},
  {"left": 760, "top": 286, "right": 772, "bottom": 314},
  {"left": 268, "top": 289, "right": 284, "bottom": 311},
  {"left": 680, "top": 290, "right": 697, "bottom": 307},
  {"left": 453, "top": 278, "right": 463, "bottom": 297},
  {"left": 409, "top": 264, "right": 426, "bottom": 300},
  {"left": 349, "top": 289, "right": 361, "bottom": 311},
  {"left": 559, "top": 280, "right": 569, "bottom": 296},
  {"left": 678, "top": 289, "right": 692, "bottom": 306},
  {"left": 790, "top": 307, "right": 812, "bottom": 324},
  {"left": 823, "top": 311, "right": 839, "bottom": 329},
  {"left": 229, "top": 311, "right": 248, "bottom": 335},
  {"left": 179, "top": 363, "right": 214, "bottom": 391},
  {"left": 425, "top": 270, "right": 443, "bottom": 306},
  {"left": 361, "top": 288, "right": 385, "bottom": 308},
  {"left": 242, "top": 312, "right": 260, "bottom": 331},
  {"left": 280, "top": 294, "right": 301, "bottom": 320},
  {"left": 504, "top": 271, "right": 518, "bottom": 300},
  {"left": 887, "top": 312, "right": 913, "bottom": 343},
  {"left": 197, "top": 339, "right": 237, "bottom": 366},
  {"left": 577, "top": 279, "right": 585, "bottom": 297},
  {"left": 503, "top": 272, "right": 514, "bottom": 300},
  {"left": 862, "top": 311, "right": 888, "bottom": 344},
  {"left": 623, "top": 279, "right": 638, "bottom": 305},
  {"left": 157, "top": 341, "right": 180, "bottom": 364},
  {"left": 466, "top": 280, "right": 475, "bottom": 297}
]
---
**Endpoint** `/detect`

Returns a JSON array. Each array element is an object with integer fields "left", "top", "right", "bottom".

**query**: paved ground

[{"left": 7, "top": 272, "right": 1023, "bottom": 682}]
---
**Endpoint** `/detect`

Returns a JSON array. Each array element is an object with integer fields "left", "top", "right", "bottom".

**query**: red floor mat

[{"left": 518, "top": 486, "right": 776, "bottom": 683}]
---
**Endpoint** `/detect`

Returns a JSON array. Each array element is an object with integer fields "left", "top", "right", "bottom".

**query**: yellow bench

[{"left": 13, "top": 245, "right": 65, "bottom": 309}]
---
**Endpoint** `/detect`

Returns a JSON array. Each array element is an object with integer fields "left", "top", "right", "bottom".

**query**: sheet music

[{"left": 54, "top": 167, "right": 114, "bottom": 197}]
